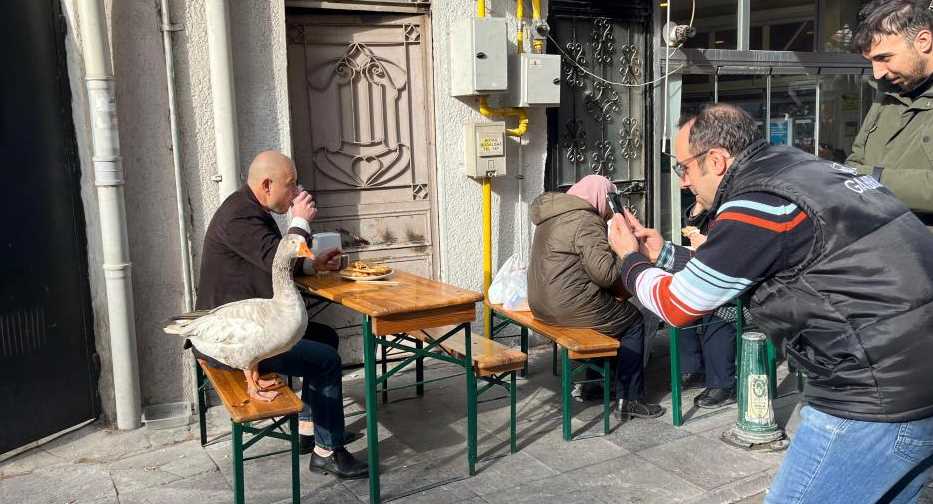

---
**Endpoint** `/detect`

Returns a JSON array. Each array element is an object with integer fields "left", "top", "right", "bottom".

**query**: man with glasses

[
  {"left": 610, "top": 103, "right": 933, "bottom": 502},
  {"left": 848, "top": 0, "right": 933, "bottom": 228}
]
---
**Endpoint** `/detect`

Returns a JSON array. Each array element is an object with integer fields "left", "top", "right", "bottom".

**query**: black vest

[{"left": 712, "top": 141, "right": 933, "bottom": 422}]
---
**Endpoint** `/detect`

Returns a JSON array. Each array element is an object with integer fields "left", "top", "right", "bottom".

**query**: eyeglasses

[{"left": 663, "top": 150, "right": 709, "bottom": 179}]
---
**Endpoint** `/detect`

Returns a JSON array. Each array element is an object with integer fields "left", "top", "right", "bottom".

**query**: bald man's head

[{"left": 247, "top": 150, "right": 299, "bottom": 214}]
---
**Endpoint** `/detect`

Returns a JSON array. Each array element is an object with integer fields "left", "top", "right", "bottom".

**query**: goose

[{"left": 164, "top": 234, "right": 313, "bottom": 402}]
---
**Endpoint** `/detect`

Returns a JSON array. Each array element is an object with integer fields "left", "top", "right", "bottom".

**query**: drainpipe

[
  {"left": 160, "top": 0, "right": 195, "bottom": 312},
  {"left": 205, "top": 0, "right": 240, "bottom": 199},
  {"left": 78, "top": 0, "right": 142, "bottom": 430}
]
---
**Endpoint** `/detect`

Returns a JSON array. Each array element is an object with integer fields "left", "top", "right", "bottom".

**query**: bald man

[{"left": 195, "top": 150, "right": 368, "bottom": 479}]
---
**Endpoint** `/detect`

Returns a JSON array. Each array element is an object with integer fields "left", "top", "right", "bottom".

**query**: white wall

[{"left": 64, "top": 0, "right": 549, "bottom": 424}]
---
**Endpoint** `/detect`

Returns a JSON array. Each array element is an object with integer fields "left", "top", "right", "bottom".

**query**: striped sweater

[{"left": 620, "top": 192, "right": 813, "bottom": 327}]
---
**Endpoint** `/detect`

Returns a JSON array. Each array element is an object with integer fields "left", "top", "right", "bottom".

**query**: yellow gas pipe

[{"left": 476, "top": 0, "right": 529, "bottom": 337}]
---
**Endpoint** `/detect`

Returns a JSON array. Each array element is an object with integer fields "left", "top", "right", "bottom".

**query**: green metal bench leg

[
  {"left": 381, "top": 343, "right": 388, "bottom": 404},
  {"left": 362, "top": 316, "right": 381, "bottom": 504},
  {"left": 510, "top": 371, "right": 517, "bottom": 453},
  {"left": 561, "top": 347, "right": 571, "bottom": 441},
  {"left": 195, "top": 359, "right": 208, "bottom": 446},
  {"left": 669, "top": 327, "right": 683, "bottom": 426},
  {"left": 766, "top": 337, "right": 777, "bottom": 397},
  {"left": 520, "top": 327, "right": 529, "bottom": 377},
  {"left": 552, "top": 342, "right": 559, "bottom": 376},
  {"left": 603, "top": 358, "right": 611, "bottom": 435},
  {"left": 232, "top": 421, "right": 245, "bottom": 504},
  {"left": 465, "top": 324, "right": 477, "bottom": 476},
  {"left": 416, "top": 340, "right": 425, "bottom": 397},
  {"left": 289, "top": 415, "right": 300, "bottom": 504}
]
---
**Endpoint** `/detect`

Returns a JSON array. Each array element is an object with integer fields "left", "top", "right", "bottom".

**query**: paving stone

[
  {"left": 42, "top": 423, "right": 152, "bottom": 464},
  {"left": 478, "top": 472, "right": 598, "bottom": 504},
  {"left": 0, "top": 448, "right": 70, "bottom": 478},
  {"left": 683, "top": 470, "right": 774, "bottom": 504},
  {"left": 637, "top": 435, "right": 772, "bottom": 491},
  {"left": 341, "top": 456, "right": 476, "bottom": 503},
  {"left": 117, "top": 469, "right": 231, "bottom": 504},
  {"left": 568, "top": 454, "right": 706, "bottom": 504},
  {"left": 0, "top": 461, "right": 116, "bottom": 504},
  {"left": 607, "top": 418, "right": 692, "bottom": 453},
  {"left": 270, "top": 483, "right": 362, "bottom": 504},
  {"left": 506, "top": 425, "right": 627, "bottom": 474}
]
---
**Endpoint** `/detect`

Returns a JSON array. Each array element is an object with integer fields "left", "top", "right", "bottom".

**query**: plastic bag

[{"left": 487, "top": 254, "right": 529, "bottom": 311}]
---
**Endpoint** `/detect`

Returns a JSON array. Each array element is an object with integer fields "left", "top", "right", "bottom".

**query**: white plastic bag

[{"left": 487, "top": 254, "right": 529, "bottom": 311}]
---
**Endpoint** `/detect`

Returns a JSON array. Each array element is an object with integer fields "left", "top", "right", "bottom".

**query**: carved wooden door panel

[
  {"left": 287, "top": 13, "right": 437, "bottom": 277},
  {"left": 287, "top": 12, "right": 438, "bottom": 351}
]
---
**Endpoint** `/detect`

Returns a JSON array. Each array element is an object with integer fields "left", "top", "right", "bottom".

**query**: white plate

[{"left": 339, "top": 270, "right": 394, "bottom": 282}]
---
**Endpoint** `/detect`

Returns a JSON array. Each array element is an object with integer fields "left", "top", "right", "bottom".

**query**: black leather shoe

[
  {"left": 615, "top": 400, "right": 665, "bottom": 420},
  {"left": 695, "top": 387, "right": 736, "bottom": 409},
  {"left": 299, "top": 431, "right": 364, "bottom": 455},
  {"left": 308, "top": 448, "right": 369, "bottom": 479}
]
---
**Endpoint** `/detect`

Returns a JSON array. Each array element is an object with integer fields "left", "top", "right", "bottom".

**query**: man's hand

[
  {"left": 608, "top": 214, "right": 640, "bottom": 260},
  {"left": 313, "top": 249, "right": 342, "bottom": 272},
  {"left": 291, "top": 190, "right": 317, "bottom": 222},
  {"left": 624, "top": 209, "right": 664, "bottom": 262}
]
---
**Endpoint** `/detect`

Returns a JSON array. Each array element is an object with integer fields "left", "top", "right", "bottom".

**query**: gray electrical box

[
  {"left": 464, "top": 121, "right": 507, "bottom": 178},
  {"left": 504, "top": 53, "right": 562, "bottom": 107},
  {"left": 449, "top": 17, "right": 508, "bottom": 96}
]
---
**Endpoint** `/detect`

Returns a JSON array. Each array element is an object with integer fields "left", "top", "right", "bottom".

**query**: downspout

[
  {"left": 78, "top": 0, "right": 142, "bottom": 430},
  {"left": 160, "top": 0, "right": 195, "bottom": 312},
  {"left": 205, "top": 0, "right": 240, "bottom": 199}
]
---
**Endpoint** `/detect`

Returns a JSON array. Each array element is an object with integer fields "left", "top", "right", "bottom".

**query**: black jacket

[{"left": 713, "top": 141, "right": 933, "bottom": 422}]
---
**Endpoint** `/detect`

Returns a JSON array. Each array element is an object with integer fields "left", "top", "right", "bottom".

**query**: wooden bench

[
  {"left": 487, "top": 302, "right": 620, "bottom": 441},
  {"left": 378, "top": 325, "right": 527, "bottom": 454},
  {"left": 195, "top": 360, "right": 303, "bottom": 504}
]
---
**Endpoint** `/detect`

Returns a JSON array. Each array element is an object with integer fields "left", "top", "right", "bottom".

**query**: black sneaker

[
  {"left": 308, "top": 447, "right": 369, "bottom": 479},
  {"left": 695, "top": 387, "right": 736, "bottom": 409},
  {"left": 615, "top": 399, "right": 665, "bottom": 420},
  {"left": 681, "top": 372, "right": 706, "bottom": 390},
  {"left": 299, "top": 430, "right": 364, "bottom": 455}
]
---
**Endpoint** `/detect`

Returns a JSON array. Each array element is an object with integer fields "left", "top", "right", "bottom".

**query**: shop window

[{"left": 770, "top": 77, "right": 817, "bottom": 154}]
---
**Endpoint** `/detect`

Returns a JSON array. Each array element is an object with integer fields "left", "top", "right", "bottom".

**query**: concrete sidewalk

[{"left": 3, "top": 336, "right": 931, "bottom": 504}]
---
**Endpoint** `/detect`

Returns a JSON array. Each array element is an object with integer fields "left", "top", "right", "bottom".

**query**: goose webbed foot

[{"left": 244, "top": 367, "right": 280, "bottom": 402}]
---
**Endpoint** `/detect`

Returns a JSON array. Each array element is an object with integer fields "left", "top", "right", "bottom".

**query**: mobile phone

[{"left": 606, "top": 192, "right": 625, "bottom": 215}]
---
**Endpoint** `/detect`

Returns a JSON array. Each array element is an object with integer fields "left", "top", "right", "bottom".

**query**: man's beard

[{"left": 892, "top": 51, "right": 930, "bottom": 92}]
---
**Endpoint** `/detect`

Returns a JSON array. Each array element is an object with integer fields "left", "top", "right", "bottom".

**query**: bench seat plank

[
  {"left": 415, "top": 326, "right": 527, "bottom": 376},
  {"left": 486, "top": 302, "right": 619, "bottom": 356},
  {"left": 199, "top": 361, "right": 303, "bottom": 423}
]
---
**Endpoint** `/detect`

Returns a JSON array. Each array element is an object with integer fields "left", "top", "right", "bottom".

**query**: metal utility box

[
  {"left": 504, "top": 53, "right": 562, "bottom": 107},
  {"left": 464, "top": 121, "right": 507, "bottom": 178},
  {"left": 449, "top": 17, "right": 508, "bottom": 96}
]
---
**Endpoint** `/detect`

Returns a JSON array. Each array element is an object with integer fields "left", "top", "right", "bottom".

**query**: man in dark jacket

[
  {"left": 528, "top": 175, "right": 664, "bottom": 420},
  {"left": 610, "top": 104, "right": 933, "bottom": 502},
  {"left": 847, "top": 0, "right": 933, "bottom": 227},
  {"left": 196, "top": 150, "right": 367, "bottom": 479}
]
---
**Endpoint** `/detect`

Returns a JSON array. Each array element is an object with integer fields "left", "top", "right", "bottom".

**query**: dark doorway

[{"left": 0, "top": 0, "right": 98, "bottom": 455}]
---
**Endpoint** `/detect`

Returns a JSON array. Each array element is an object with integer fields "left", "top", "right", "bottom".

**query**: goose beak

[{"left": 298, "top": 242, "right": 314, "bottom": 258}]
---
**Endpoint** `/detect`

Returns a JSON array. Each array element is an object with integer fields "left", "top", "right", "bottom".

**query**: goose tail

[{"left": 162, "top": 310, "right": 210, "bottom": 335}]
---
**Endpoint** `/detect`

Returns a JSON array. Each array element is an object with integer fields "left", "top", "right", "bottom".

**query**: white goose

[{"left": 164, "top": 234, "right": 313, "bottom": 402}]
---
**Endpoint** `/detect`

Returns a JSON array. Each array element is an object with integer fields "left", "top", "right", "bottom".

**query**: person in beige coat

[{"left": 528, "top": 175, "right": 664, "bottom": 420}]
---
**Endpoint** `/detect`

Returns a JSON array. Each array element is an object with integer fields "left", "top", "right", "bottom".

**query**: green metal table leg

[
  {"left": 603, "top": 358, "right": 611, "bottom": 435},
  {"left": 669, "top": 327, "right": 683, "bottom": 426},
  {"left": 510, "top": 371, "right": 517, "bottom": 453},
  {"left": 381, "top": 342, "right": 388, "bottom": 404},
  {"left": 552, "top": 342, "right": 558, "bottom": 377},
  {"left": 416, "top": 340, "right": 424, "bottom": 397},
  {"left": 232, "top": 422, "right": 245, "bottom": 504},
  {"left": 465, "top": 324, "right": 477, "bottom": 476},
  {"left": 289, "top": 415, "right": 300, "bottom": 504},
  {"left": 195, "top": 360, "right": 208, "bottom": 446},
  {"left": 362, "top": 316, "right": 381, "bottom": 504},
  {"left": 561, "top": 348, "right": 571, "bottom": 441},
  {"left": 520, "top": 327, "right": 529, "bottom": 377}
]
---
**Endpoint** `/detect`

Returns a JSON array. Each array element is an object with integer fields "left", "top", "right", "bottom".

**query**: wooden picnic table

[{"left": 294, "top": 270, "right": 483, "bottom": 504}]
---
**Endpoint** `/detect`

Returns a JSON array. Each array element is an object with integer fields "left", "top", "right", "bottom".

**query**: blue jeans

[
  {"left": 766, "top": 406, "right": 933, "bottom": 504},
  {"left": 258, "top": 322, "right": 345, "bottom": 450}
]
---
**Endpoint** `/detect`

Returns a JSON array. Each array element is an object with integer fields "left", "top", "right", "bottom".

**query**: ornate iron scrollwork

[
  {"left": 584, "top": 81, "right": 621, "bottom": 123},
  {"left": 590, "top": 139, "right": 615, "bottom": 175},
  {"left": 563, "top": 40, "right": 587, "bottom": 89},
  {"left": 619, "top": 44, "right": 641, "bottom": 85},
  {"left": 560, "top": 120, "right": 587, "bottom": 165},
  {"left": 590, "top": 18, "right": 615, "bottom": 66},
  {"left": 618, "top": 117, "right": 641, "bottom": 160}
]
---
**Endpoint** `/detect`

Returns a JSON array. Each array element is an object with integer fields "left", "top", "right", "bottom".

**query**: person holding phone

[
  {"left": 195, "top": 150, "right": 368, "bottom": 479},
  {"left": 527, "top": 175, "right": 664, "bottom": 420}
]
